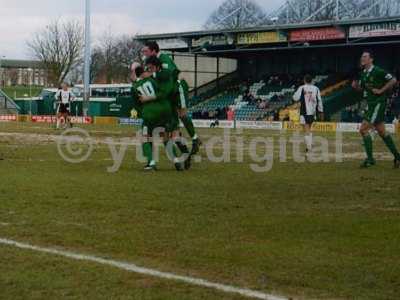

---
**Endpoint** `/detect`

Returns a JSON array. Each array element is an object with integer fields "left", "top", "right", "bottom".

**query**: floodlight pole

[{"left": 83, "top": 0, "right": 91, "bottom": 116}]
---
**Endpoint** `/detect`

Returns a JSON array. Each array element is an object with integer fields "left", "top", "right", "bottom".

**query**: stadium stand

[{"left": 189, "top": 73, "right": 344, "bottom": 121}]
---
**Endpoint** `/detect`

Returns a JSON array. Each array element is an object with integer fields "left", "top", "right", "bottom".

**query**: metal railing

[
  {"left": 189, "top": 71, "right": 240, "bottom": 105},
  {"left": 0, "top": 89, "right": 21, "bottom": 114}
]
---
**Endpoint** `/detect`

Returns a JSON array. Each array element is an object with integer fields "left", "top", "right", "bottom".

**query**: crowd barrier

[
  {"left": 0, "top": 114, "right": 398, "bottom": 134},
  {"left": 190, "top": 120, "right": 397, "bottom": 134}
]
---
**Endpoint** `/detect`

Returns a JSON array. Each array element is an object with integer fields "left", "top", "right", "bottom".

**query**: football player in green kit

[
  {"left": 131, "top": 63, "right": 185, "bottom": 171},
  {"left": 142, "top": 41, "right": 202, "bottom": 155},
  {"left": 144, "top": 56, "right": 192, "bottom": 170},
  {"left": 352, "top": 50, "right": 400, "bottom": 169}
]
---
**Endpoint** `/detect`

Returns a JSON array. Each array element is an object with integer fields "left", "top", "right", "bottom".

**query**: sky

[{"left": 0, "top": 0, "right": 283, "bottom": 60}]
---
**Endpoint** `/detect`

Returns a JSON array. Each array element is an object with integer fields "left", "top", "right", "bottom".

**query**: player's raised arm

[
  {"left": 130, "top": 62, "right": 141, "bottom": 82},
  {"left": 55, "top": 89, "right": 61, "bottom": 101},
  {"left": 293, "top": 86, "right": 303, "bottom": 101},
  {"left": 372, "top": 72, "right": 397, "bottom": 96}
]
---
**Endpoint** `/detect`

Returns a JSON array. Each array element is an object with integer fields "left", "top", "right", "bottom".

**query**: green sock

[
  {"left": 363, "top": 134, "right": 374, "bottom": 162},
  {"left": 382, "top": 134, "right": 400, "bottom": 160},
  {"left": 142, "top": 142, "right": 153, "bottom": 164},
  {"left": 172, "top": 145, "right": 179, "bottom": 161},
  {"left": 180, "top": 115, "right": 196, "bottom": 139}
]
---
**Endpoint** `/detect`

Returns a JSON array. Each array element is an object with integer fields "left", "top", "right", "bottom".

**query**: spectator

[
  {"left": 210, "top": 119, "right": 220, "bottom": 128},
  {"left": 227, "top": 108, "right": 235, "bottom": 121},
  {"left": 273, "top": 110, "right": 280, "bottom": 121},
  {"left": 258, "top": 101, "right": 267, "bottom": 109}
]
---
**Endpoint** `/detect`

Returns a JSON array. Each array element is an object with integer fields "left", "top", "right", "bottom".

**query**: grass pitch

[{"left": 0, "top": 122, "right": 399, "bottom": 300}]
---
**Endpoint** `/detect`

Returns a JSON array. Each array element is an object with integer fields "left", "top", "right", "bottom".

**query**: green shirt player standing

[
  {"left": 352, "top": 50, "right": 400, "bottom": 168},
  {"left": 142, "top": 41, "right": 202, "bottom": 155}
]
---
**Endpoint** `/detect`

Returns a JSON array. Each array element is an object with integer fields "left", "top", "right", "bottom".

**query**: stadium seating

[
  {"left": 189, "top": 74, "right": 332, "bottom": 121},
  {"left": 190, "top": 93, "right": 237, "bottom": 119},
  {"left": 337, "top": 84, "right": 400, "bottom": 123}
]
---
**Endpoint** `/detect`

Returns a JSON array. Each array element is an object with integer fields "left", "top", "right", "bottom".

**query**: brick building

[{"left": 0, "top": 59, "right": 48, "bottom": 87}]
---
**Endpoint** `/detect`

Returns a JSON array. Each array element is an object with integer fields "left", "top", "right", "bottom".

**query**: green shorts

[
  {"left": 175, "top": 79, "right": 189, "bottom": 110},
  {"left": 168, "top": 110, "right": 180, "bottom": 133},
  {"left": 142, "top": 101, "right": 173, "bottom": 135},
  {"left": 363, "top": 102, "right": 386, "bottom": 125}
]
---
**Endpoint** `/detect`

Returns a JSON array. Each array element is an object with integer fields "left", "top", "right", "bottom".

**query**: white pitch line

[{"left": 0, "top": 238, "right": 287, "bottom": 300}]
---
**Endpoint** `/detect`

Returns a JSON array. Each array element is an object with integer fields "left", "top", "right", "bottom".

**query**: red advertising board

[
  {"left": 0, "top": 115, "right": 17, "bottom": 122},
  {"left": 70, "top": 116, "right": 93, "bottom": 124},
  {"left": 289, "top": 27, "right": 345, "bottom": 42},
  {"left": 31, "top": 115, "right": 57, "bottom": 123},
  {"left": 31, "top": 116, "right": 92, "bottom": 124}
]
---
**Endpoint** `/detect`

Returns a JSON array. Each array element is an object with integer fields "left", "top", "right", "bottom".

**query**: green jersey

[
  {"left": 131, "top": 79, "right": 149, "bottom": 118},
  {"left": 359, "top": 65, "right": 394, "bottom": 105},
  {"left": 158, "top": 53, "right": 191, "bottom": 110},
  {"left": 158, "top": 53, "right": 180, "bottom": 81},
  {"left": 153, "top": 69, "right": 180, "bottom": 129},
  {"left": 132, "top": 77, "right": 164, "bottom": 117},
  {"left": 132, "top": 77, "right": 170, "bottom": 106},
  {"left": 132, "top": 77, "right": 174, "bottom": 131},
  {"left": 153, "top": 69, "right": 178, "bottom": 104}
]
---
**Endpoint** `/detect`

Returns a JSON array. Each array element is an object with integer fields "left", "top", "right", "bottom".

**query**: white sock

[
  {"left": 305, "top": 133, "right": 313, "bottom": 151},
  {"left": 192, "top": 134, "right": 198, "bottom": 140},
  {"left": 56, "top": 119, "right": 60, "bottom": 129},
  {"left": 149, "top": 160, "right": 156, "bottom": 166}
]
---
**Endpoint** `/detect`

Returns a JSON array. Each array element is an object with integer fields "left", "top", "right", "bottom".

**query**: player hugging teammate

[
  {"left": 141, "top": 42, "right": 202, "bottom": 154},
  {"left": 131, "top": 45, "right": 196, "bottom": 171}
]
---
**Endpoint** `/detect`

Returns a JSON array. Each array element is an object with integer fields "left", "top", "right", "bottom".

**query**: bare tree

[
  {"left": 28, "top": 20, "right": 84, "bottom": 86},
  {"left": 98, "top": 31, "right": 117, "bottom": 84},
  {"left": 90, "top": 33, "right": 142, "bottom": 84},
  {"left": 204, "top": 0, "right": 269, "bottom": 30},
  {"left": 90, "top": 47, "right": 105, "bottom": 83},
  {"left": 113, "top": 35, "right": 142, "bottom": 81}
]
